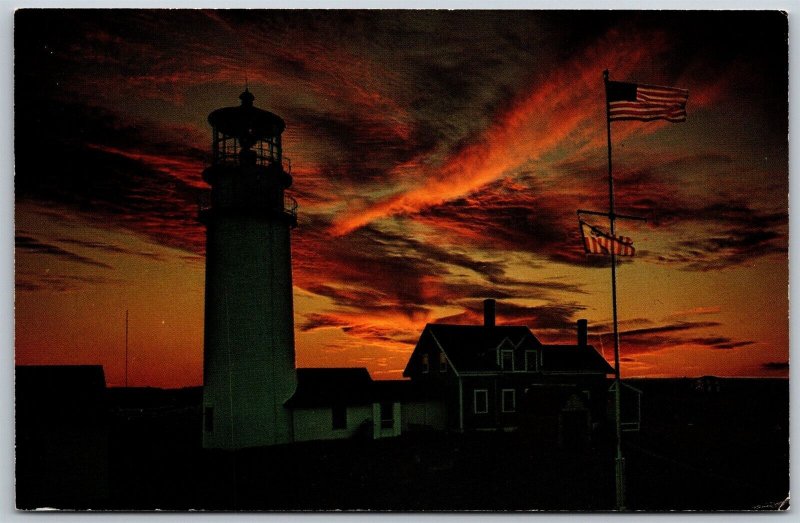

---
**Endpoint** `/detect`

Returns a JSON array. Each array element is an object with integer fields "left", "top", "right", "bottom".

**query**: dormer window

[
  {"left": 439, "top": 352, "right": 447, "bottom": 372},
  {"left": 501, "top": 349, "right": 514, "bottom": 371},
  {"left": 422, "top": 354, "right": 429, "bottom": 373}
]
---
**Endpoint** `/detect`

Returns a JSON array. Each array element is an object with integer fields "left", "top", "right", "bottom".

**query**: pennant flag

[
  {"left": 580, "top": 221, "right": 635, "bottom": 256},
  {"left": 606, "top": 80, "right": 688, "bottom": 122}
]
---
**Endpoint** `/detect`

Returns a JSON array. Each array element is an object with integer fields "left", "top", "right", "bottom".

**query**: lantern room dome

[{"left": 208, "top": 88, "right": 286, "bottom": 140}]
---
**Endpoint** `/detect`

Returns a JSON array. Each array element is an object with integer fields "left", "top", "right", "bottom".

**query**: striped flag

[
  {"left": 606, "top": 80, "right": 688, "bottom": 122},
  {"left": 580, "top": 221, "right": 635, "bottom": 256}
]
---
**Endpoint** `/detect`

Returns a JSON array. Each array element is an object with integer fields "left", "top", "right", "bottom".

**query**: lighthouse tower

[{"left": 200, "top": 89, "right": 298, "bottom": 449}]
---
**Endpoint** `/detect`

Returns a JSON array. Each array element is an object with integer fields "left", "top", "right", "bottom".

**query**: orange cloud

[{"left": 330, "top": 27, "right": 729, "bottom": 237}]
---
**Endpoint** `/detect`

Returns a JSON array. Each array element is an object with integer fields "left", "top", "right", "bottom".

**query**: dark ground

[{"left": 16, "top": 378, "right": 789, "bottom": 511}]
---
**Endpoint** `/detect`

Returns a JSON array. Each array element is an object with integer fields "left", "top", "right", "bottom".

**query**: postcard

[{"left": 14, "top": 9, "right": 789, "bottom": 511}]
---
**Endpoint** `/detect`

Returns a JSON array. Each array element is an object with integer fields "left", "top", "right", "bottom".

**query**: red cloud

[{"left": 329, "top": 26, "right": 731, "bottom": 237}]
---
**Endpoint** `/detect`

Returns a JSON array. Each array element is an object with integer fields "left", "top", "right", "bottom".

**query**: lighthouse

[{"left": 199, "top": 89, "right": 298, "bottom": 449}]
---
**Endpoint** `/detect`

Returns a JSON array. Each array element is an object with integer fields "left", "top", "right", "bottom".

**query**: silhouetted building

[
  {"left": 15, "top": 365, "right": 109, "bottom": 508},
  {"left": 200, "top": 90, "right": 298, "bottom": 449},
  {"left": 694, "top": 375, "right": 722, "bottom": 394},
  {"left": 286, "top": 368, "right": 404, "bottom": 441},
  {"left": 403, "top": 300, "right": 615, "bottom": 447}
]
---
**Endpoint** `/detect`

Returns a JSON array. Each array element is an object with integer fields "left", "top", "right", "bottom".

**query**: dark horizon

[{"left": 15, "top": 363, "right": 789, "bottom": 510}]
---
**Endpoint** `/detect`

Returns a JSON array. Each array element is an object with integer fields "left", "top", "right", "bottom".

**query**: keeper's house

[{"left": 402, "top": 299, "right": 615, "bottom": 446}]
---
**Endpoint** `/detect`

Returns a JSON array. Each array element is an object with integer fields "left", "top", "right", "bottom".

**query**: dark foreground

[{"left": 16, "top": 378, "right": 789, "bottom": 511}]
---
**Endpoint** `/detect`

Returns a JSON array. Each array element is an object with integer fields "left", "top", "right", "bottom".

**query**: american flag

[
  {"left": 580, "top": 221, "right": 635, "bottom": 256},
  {"left": 606, "top": 80, "right": 688, "bottom": 123}
]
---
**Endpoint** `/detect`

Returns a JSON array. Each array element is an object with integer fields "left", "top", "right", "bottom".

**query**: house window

[
  {"left": 332, "top": 405, "right": 347, "bottom": 430},
  {"left": 525, "top": 350, "right": 537, "bottom": 371},
  {"left": 380, "top": 401, "right": 394, "bottom": 429},
  {"left": 501, "top": 350, "right": 514, "bottom": 371},
  {"left": 204, "top": 406, "right": 214, "bottom": 432},
  {"left": 422, "top": 354, "right": 429, "bottom": 373},
  {"left": 502, "top": 389, "right": 516, "bottom": 413},
  {"left": 439, "top": 352, "right": 447, "bottom": 372},
  {"left": 474, "top": 389, "right": 489, "bottom": 414}
]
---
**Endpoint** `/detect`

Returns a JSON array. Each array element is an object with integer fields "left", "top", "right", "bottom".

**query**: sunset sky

[{"left": 14, "top": 10, "right": 788, "bottom": 387}]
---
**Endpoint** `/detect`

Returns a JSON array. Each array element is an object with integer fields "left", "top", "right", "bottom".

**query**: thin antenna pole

[
  {"left": 125, "top": 309, "right": 129, "bottom": 388},
  {"left": 604, "top": 69, "right": 626, "bottom": 511}
]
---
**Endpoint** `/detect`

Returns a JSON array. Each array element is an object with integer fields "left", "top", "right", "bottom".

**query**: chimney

[
  {"left": 484, "top": 299, "right": 496, "bottom": 328},
  {"left": 577, "top": 319, "right": 588, "bottom": 346}
]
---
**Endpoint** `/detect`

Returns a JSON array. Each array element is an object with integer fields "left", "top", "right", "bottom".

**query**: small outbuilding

[
  {"left": 16, "top": 365, "right": 110, "bottom": 508},
  {"left": 286, "top": 367, "right": 406, "bottom": 442}
]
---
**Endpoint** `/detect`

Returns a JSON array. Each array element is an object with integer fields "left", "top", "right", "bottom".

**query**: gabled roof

[
  {"left": 403, "top": 324, "right": 614, "bottom": 376},
  {"left": 540, "top": 345, "right": 615, "bottom": 374},
  {"left": 286, "top": 368, "right": 422, "bottom": 407},
  {"left": 404, "top": 324, "right": 541, "bottom": 375},
  {"left": 285, "top": 368, "right": 373, "bottom": 408}
]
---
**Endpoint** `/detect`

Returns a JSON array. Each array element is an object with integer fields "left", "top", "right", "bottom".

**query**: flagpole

[
  {"left": 125, "top": 309, "right": 129, "bottom": 388},
  {"left": 604, "top": 69, "right": 626, "bottom": 511}
]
